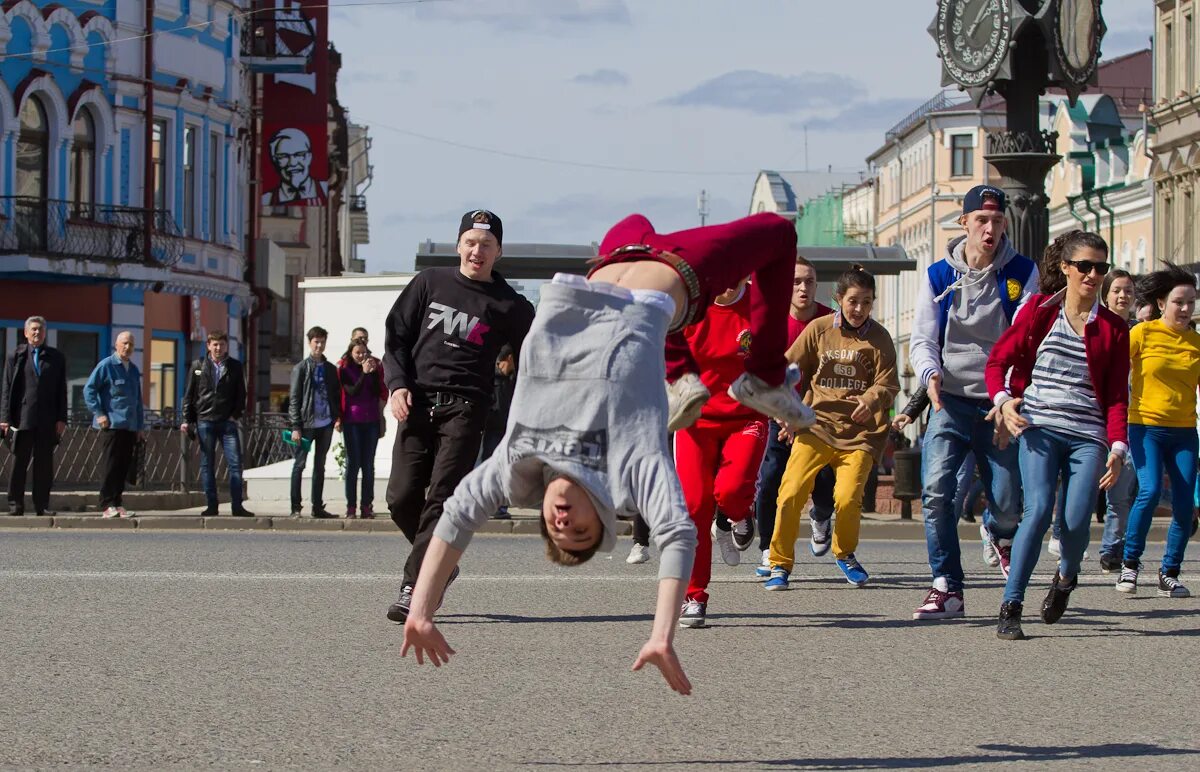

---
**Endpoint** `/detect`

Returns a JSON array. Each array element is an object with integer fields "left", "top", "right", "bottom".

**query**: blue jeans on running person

[
  {"left": 1003, "top": 427, "right": 1106, "bottom": 604},
  {"left": 343, "top": 420, "right": 381, "bottom": 510},
  {"left": 1123, "top": 424, "right": 1198, "bottom": 573},
  {"left": 755, "top": 418, "right": 834, "bottom": 552},
  {"left": 921, "top": 393, "right": 1022, "bottom": 592},
  {"left": 197, "top": 419, "right": 244, "bottom": 509},
  {"left": 1099, "top": 457, "right": 1136, "bottom": 557}
]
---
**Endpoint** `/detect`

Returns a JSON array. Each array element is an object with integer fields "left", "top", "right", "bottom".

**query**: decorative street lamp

[{"left": 930, "top": 0, "right": 1106, "bottom": 261}]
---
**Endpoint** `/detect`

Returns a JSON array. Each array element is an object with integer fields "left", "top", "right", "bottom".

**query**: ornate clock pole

[{"left": 931, "top": 0, "right": 1105, "bottom": 261}]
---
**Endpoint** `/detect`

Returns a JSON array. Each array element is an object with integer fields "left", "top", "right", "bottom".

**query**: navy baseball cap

[{"left": 962, "top": 185, "right": 1006, "bottom": 215}]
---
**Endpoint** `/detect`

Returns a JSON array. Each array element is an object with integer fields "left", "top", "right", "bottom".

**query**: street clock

[
  {"left": 933, "top": 0, "right": 1013, "bottom": 88},
  {"left": 1049, "top": 0, "right": 1105, "bottom": 100}
]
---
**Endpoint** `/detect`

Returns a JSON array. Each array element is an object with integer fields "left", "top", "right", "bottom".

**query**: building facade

[
  {"left": 0, "top": 0, "right": 251, "bottom": 417},
  {"left": 1151, "top": 0, "right": 1200, "bottom": 267}
]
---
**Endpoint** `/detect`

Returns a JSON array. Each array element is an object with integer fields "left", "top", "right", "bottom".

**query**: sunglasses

[{"left": 1064, "top": 259, "right": 1110, "bottom": 276}]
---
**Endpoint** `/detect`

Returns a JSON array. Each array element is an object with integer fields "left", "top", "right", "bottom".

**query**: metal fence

[
  {"left": 0, "top": 412, "right": 294, "bottom": 492},
  {"left": 0, "top": 196, "right": 184, "bottom": 267}
]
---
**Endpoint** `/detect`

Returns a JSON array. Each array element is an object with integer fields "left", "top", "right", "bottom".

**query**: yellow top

[{"left": 1128, "top": 319, "right": 1200, "bottom": 428}]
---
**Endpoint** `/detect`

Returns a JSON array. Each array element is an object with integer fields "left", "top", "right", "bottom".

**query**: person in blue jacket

[{"left": 83, "top": 331, "right": 145, "bottom": 518}]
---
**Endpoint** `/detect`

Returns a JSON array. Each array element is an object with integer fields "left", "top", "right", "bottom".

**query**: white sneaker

[
  {"left": 102, "top": 506, "right": 120, "bottom": 519},
  {"left": 755, "top": 549, "right": 772, "bottom": 578},
  {"left": 711, "top": 519, "right": 741, "bottom": 566},
  {"left": 1048, "top": 537, "right": 1062, "bottom": 557},
  {"left": 980, "top": 524, "right": 1000, "bottom": 567},
  {"left": 810, "top": 518, "right": 832, "bottom": 557},
  {"left": 727, "top": 372, "right": 816, "bottom": 430},
  {"left": 117, "top": 506, "right": 135, "bottom": 518},
  {"left": 666, "top": 373, "right": 710, "bottom": 432},
  {"left": 626, "top": 543, "right": 651, "bottom": 564}
]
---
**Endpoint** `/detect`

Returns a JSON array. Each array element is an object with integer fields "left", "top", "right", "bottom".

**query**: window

[
  {"left": 1164, "top": 198, "right": 1174, "bottom": 268},
  {"left": 1187, "top": 190, "right": 1195, "bottom": 264},
  {"left": 951, "top": 134, "right": 974, "bottom": 177},
  {"left": 183, "top": 127, "right": 196, "bottom": 237},
  {"left": 1121, "top": 240, "right": 1131, "bottom": 271},
  {"left": 149, "top": 338, "right": 178, "bottom": 412},
  {"left": 152, "top": 119, "right": 167, "bottom": 212},
  {"left": 1188, "top": 14, "right": 1195, "bottom": 92},
  {"left": 16, "top": 96, "right": 49, "bottom": 251},
  {"left": 208, "top": 133, "right": 220, "bottom": 241},
  {"left": 70, "top": 111, "right": 96, "bottom": 219},
  {"left": 1166, "top": 22, "right": 1176, "bottom": 97},
  {"left": 57, "top": 330, "right": 100, "bottom": 416},
  {"left": 1137, "top": 238, "right": 1147, "bottom": 275}
]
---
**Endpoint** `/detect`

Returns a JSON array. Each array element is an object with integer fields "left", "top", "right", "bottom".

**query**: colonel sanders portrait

[{"left": 262, "top": 128, "right": 329, "bottom": 206}]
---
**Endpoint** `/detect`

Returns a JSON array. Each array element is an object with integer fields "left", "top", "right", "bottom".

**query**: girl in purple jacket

[{"left": 338, "top": 341, "right": 386, "bottom": 518}]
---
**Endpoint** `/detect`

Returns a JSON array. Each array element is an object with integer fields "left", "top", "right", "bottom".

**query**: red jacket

[
  {"left": 985, "top": 292, "right": 1130, "bottom": 451},
  {"left": 684, "top": 290, "right": 761, "bottom": 422}
]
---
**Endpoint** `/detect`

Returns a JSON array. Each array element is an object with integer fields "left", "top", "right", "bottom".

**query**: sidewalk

[{"left": 0, "top": 504, "right": 1176, "bottom": 542}]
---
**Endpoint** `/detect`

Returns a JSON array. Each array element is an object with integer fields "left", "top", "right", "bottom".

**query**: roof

[{"left": 758, "top": 169, "right": 865, "bottom": 214}]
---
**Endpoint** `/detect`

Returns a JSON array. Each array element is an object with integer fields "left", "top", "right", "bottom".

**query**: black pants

[
  {"left": 100, "top": 429, "right": 137, "bottom": 508},
  {"left": 8, "top": 428, "right": 56, "bottom": 513},
  {"left": 387, "top": 400, "right": 486, "bottom": 586},
  {"left": 291, "top": 426, "right": 334, "bottom": 512}
]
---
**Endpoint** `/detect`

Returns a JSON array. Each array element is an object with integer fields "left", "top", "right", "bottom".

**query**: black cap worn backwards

[
  {"left": 962, "top": 185, "right": 1006, "bottom": 216},
  {"left": 458, "top": 209, "right": 503, "bottom": 246}
]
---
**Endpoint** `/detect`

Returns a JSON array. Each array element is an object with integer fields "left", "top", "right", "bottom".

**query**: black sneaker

[
  {"left": 200, "top": 506, "right": 218, "bottom": 517},
  {"left": 679, "top": 598, "right": 707, "bottom": 628},
  {"left": 731, "top": 516, "right": 756, "bottom": 552},
  {"left": 1040, "top": 571, "right": 1077, "bottom": 624},
  {"left": 386, "top": 585, "right": 414, "bottom": 623},
  {"left": 1099, "top": 553, "right": 1121, "bottom": 574},
  {"left": 1158, "top": 569, "right": 1191, "bottom": 598},
  {"left": 997, "top": 601, "right": 1026, "bottom": 640},
  {"left": 232, "top": 508, "right": 255, "bottom": 518},
  {"left": 308, "top": 508, "right": 337, "bottom": 519}
]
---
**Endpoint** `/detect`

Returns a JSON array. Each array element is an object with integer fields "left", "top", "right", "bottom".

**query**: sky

[{"left": 328, "top": 0, "right": 1154, "bottom": 273}]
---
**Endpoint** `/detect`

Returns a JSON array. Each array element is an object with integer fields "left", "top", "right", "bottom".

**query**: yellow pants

[{"left": 769, "top": 433, "right": 874, "bottom": 570}]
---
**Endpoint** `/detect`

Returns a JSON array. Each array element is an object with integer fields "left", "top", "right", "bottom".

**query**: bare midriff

[{"left": 589, "top": 261, "right": 688, "bottom": 327}]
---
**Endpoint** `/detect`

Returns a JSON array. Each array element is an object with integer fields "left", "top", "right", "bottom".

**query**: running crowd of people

[{"left": 389, "top": 191, "right": 1199, "bottom": 693}]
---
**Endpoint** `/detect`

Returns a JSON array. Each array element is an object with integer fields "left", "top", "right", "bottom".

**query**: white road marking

[{"left": 0, "top": 570, "right": 656, "bottom": 582}]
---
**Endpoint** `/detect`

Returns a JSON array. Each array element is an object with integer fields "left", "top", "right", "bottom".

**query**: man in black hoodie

[{"left": 382, "top": 210, "right": 535, "bottom": 622}]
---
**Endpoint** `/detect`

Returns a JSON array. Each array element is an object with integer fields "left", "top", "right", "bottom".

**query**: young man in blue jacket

[{"left": 83, "top": 331, "right": 145, "bottom": 518}]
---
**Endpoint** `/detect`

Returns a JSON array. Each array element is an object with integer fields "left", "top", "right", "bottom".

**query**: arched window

[
  {"left": 16, "top": 96, "right": 49, "bottom": 200},
  {"left": 1136, "top": 238, "right": 1147, "bottom": 274},
  {"left": 1121, "top": 240, "right": 1131, "bottom": 271},
  {"left": 70, "top": 110, "right": 96, "bottom": 218},
  {"left": 15, "top": 96, "right": 49, "bottom": 251}
]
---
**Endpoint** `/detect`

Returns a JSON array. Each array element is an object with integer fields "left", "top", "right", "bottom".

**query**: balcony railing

[
  {"left": 0, "top": 196, "right": 184, "bottom": 267},
  {"left": 241, "top": 3, "right": 313, "bottom": 73}
]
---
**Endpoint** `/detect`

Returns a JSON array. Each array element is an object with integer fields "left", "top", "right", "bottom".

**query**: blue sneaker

[
  {"left": 754, "top": 550, "right": 771, "bottom": 578},
  {"left": 764, "top": 567, "right": 790, "bottom": 591},
  {"left": 836, "top": 554, "right": 869, "bottom": 587}
]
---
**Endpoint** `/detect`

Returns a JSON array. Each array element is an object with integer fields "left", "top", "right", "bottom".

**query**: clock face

[
  {"left": 1056, "top": 0, "right": 1100, "bottom": 79},
  {"left": 936, "top": 0, "right": 1012, "bottom": 88}
]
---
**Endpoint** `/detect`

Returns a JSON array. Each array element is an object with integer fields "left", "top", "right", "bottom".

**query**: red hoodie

[{"left": 683, "top": 289, "right": 758, "bottom": 421}]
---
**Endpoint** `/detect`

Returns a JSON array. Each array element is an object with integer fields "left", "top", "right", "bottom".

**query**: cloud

[
  {"left": 414, "top": 0, "right": 631, "bottom": 33},
  {"left": 661, "top": 70, "right": 867, "bottom": 115},
  {"left": 801, "top": 97, "right": 928, "bottom": 132},
  {"left": 571, "top": 69, "right": 630, "bottom": 87}
]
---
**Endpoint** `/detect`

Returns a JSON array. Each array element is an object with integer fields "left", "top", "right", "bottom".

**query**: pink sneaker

[{"left": 912, "top": 587, "right": 966, "bottom": 620}]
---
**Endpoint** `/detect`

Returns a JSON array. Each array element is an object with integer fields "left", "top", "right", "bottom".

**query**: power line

[{"left": 0, "top": 0, "right": 453, "bottom": 62}]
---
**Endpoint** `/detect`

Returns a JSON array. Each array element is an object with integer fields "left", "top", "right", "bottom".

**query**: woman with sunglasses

[
  {"left": 1117, "top": 263, "right": 1200, "bottom": 598},
  {"left": 986, "top": 231, "right": 1129, "bottom": 639}
]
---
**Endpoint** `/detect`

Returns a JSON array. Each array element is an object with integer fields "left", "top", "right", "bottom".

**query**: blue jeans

[
  {"left": 1003, "top": 427, "right": 1106, "bottom": 604},
  {"left": 921, "top": 393, "right": 1021, "bottom": 591},
  {"left": 1100, "top": 457, "right": 1136, "bottom": 557},
  {"left": 755, "top": 419, "right": 834, "bottom": 552},
  {"left": 1123, "top": 424, "right": 1198, "bottom": 573},
  {"left": 343, "top": 421, "right": 381, "bottom": 509},
  {"left": 197, "top": 419, "right": 243, "bottom": 509}
]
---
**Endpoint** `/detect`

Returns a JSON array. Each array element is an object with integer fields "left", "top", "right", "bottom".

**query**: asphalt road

[{"left": 1, "top": 530, "right": 1198, "bottom": 770}]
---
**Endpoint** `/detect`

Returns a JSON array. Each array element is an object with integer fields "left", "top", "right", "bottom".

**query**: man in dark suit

[
  {"left": 1, "top": 316, "right": 68, "bottom": 516},
  {"left": 180, "top": 330, "right": 252, "bottom": 517}
]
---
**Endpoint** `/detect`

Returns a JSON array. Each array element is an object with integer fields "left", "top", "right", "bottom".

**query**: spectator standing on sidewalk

[
  {"left": 1, "top": 316, "right": 67, "bottom": 516},
  {"left": 382, "top": 209, "right": 535, "bottom": 623},
  {"left": 338, "top": 339, "right": 384, "bottom": 518},
  {"left": 479, "top": 344, "right": 517, "bottom": 520},
  {"left": 180, "top": 330, "right": 253, "bottom": 517},
  {"left": 83, "top": 331, "right": 145, "bottom": 518},
  {"left": 289, "top": 326, "right": 342, "bottom": 518}
]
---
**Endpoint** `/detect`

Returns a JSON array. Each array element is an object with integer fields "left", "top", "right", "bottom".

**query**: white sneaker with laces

[
  {"left": 626, "top": 543, "right": 651, "bottom": 565},
  {"left": 102, "top": 506, "right": 120, "bottom": 519},
  {"left": 117, "top": 506, "right": 134, "bottom": 518},
  {"left": 666, "top": 373, "right": 711, "bottom": 432},
  {"left": 980, "top": 524, "right": 1000, "bottom": 567},
  {"left": 810, "top": 518, "right": 832, "bottom": 557},
  {"left": 755, "top": 549, "right": 771, "bottom": 578},
  {"left": 711, "top": 519, "right": 741, "bottom": 566},
  {"left": 727, "top": 372, "right": 816, "bottom": 430},
  {"left": 1048, "top": 537, "right": 1062, "bottom": 557}
]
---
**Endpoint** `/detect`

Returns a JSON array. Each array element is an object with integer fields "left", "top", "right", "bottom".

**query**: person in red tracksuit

[{"left": 674, "top": 279, "right": 769, "bottom": 629}]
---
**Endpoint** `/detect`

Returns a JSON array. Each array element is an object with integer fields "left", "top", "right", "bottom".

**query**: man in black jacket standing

[
  {"left": 382, "top": 209, "right": 535, "bottom": 622},
  {"left": 287, "top": 326, "right": 341, "bottom": 518},
  {"left": 180, "top": 330, "right": 252, "bottom": 517},
  {"left": 1, "top": 316, "right": 67, "bottom": 516}
]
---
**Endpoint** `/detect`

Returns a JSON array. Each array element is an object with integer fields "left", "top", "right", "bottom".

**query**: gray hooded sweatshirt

[
  {"left": 909, "top": 234, "right": 1038, "bottom": 400},
  {"left": 434, "top": 280, "right": 698, "bottom": 581}
]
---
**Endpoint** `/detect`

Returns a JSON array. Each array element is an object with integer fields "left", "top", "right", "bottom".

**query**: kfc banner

[{"left": 260, "top": 0, "right": 329, "bottom": 207}]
